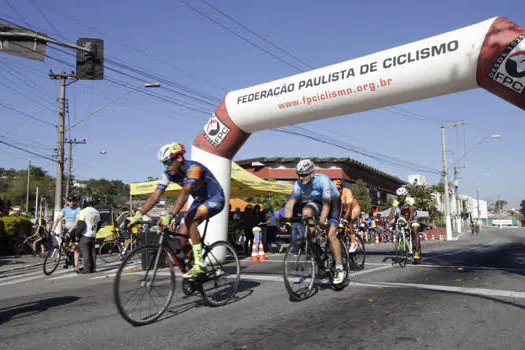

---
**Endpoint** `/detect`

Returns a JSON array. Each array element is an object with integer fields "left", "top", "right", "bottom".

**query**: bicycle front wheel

[
  {"left": 43, "top": 247, "right": 62, "bottom": 275},
  {"left": 395, "top": 235, "right": 408, "bottom": 268},
  {"left": 100, "top": 241, "right": 122, "bottom": 263},
  {"left": 283, "top": 238, "right": 316, "bottom": 301},
  {"left": 113, "top": 245, "right": 175, "bottom": 326},
  {"left": 200, "top": 241, "right": 240, "bottom": 307},
  {"left": 350, "top": 234, "right": 366, "bottom": 271}
]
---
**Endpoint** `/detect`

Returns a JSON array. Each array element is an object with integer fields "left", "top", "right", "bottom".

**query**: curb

[{"left": 0, "top": 262, "right": 43, "bottom": 274}]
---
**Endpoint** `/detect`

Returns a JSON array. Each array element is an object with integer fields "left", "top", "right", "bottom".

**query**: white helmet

[
  {"left": 396, "top": 187, "right": 408, "bottom": 196},
  {"left": 157, "top": 143, "right": 186, "bottom": 162},
  {"left": 296, "top": 159, "right": 315, "bottom": 175}
]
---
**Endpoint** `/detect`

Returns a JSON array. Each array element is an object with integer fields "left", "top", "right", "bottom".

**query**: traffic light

[{"left": 76, "top": 38, "right": 103, "bottom": 80}]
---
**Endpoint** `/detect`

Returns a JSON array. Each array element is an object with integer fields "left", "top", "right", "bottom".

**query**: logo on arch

[
  {"left": 203, "top": 114, "right": 230, "bottom": 147},
  {"left": 488, "top": 34, "right": 525, "bottom": 94}
]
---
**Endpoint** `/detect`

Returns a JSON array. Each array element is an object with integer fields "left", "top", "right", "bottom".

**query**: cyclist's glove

[
  {"left": 161, "top": 214, "right": 173, "bottom": 226},
  {"left": 129, "top": 212, "right": 143, "bottom": 226}
]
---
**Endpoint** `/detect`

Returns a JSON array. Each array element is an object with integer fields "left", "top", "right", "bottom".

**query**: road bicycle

[
  {"left": 338, "top": 223, "right": 365, "bottom": 271},
  {"left": 98, "top": 227, "right": 141, "bottom": 263},
  {"left": 392, "top": 217, "right": 413, "bottom": 268},
  {"left": 113, "top": 218, "right": 240, "bottom": 326},
  {"left": 13, "top": 234, "right": 44, "bottom": 258},
  {"left": 283, "top": 216, "right": 350, "bottom": 301},
  {"left": 42, "top": 234, "right": 76, "bottom": 275}
]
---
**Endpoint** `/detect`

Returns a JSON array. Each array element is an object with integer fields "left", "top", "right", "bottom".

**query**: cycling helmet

[
  {"left": 66, "top": 194, "right": 79, "bottom": 202},
  {"left": 157, "top": 143, "right": 186, "bottom": 162},
  {"left": 396, "top": 187, "right": 408, "bottom": 196},
  {"left": 296, "top": 159, "right": 315, "bottom": 175}
]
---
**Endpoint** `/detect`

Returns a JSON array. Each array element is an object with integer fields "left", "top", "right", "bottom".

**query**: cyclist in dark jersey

[
  {"left": 129, "top": 142, "right": 225, "bottom": 279},
  {"left": 388, "top": 187, "right": 421, "bottom": 264}
]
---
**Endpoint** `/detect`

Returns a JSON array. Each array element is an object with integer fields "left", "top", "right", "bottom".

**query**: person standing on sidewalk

[{"left": 72, "top": 197, "right": 101, "bottom": 274}]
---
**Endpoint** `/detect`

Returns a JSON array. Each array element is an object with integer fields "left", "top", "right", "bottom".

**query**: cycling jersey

[
  {"left": 61, "top": 206, "right": 81, "bottom": 229},
  {"left": 291, "top": 173, "right": 340, "bottom": 225},
  {"left": 157, "top": 160, "right": 225, "bottom": 217},
  {"left": 392, "top": 197, "right": 416, "bottom": 218},
  {"left": 291, "top": 173, "right": 339, "bottom": 203},
  {"left": 78, "top": 207, "right": 100, "bottom": 238},
  {"left": 340, "top": 188, "right": 358, "bottom": 208}
]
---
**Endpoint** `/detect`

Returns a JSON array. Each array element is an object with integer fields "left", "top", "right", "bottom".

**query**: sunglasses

[
  {"left": 297, "top": 173, "right": 310, "bottom": 178},
  {"left": 162, "top": 158, "right": 175, "bottom": 166}
]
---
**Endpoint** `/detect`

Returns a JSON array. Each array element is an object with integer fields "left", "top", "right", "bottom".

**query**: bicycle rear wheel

[
  {"left": 100, "top": 241, "right": 122, "bottom": 263},
  {"left": 199, "top": 241, "right": 240, "bottom": 307},
  {"left": 350, "top": 234, "right": 366, "bottom": 271},
  {"left": 113, "top": 245, "right": 175, "bottom": 326},
  {"left": 43, "top": 247, "right": 62, "bottom": 275},
  {"left": 13, "top": 241, "right": 24, "bottom": 257},
  {"left": 283, "top": 238, "right": 316, "bottom": 301}
]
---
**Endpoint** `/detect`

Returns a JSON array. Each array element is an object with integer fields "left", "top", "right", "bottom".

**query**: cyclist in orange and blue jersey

[
  {"left": 128, "top": 142, "right": 225, "bottom": 279},
  {"left": 332, "top": 179, "right": 361, "bottom": 252}
]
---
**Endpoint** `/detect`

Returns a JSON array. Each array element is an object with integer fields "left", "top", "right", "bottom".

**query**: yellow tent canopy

[{"left": 129, "top": 161, "right": 292, "bottom": 197}]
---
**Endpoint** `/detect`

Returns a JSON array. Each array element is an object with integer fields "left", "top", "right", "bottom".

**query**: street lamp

[{"left": 53, "top": 82, "right": 161, "bottom": 214}]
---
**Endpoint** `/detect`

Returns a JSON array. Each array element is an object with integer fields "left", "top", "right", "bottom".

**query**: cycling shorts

[
  {"left": 185, "top": 193, "right": 225, "bottom": 221},
  {"left": 302, "top": 197, "right": 341, "bottom": 226}
]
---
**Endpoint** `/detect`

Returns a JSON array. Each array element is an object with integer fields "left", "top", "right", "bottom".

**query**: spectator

[
  {"left": 265, "top": 206, "right": 278, "bottom": 252},
  {"left": 52, "top": 194, "right": 81, "bottom": 268},
  {"left": 243, "top": 204, "right": 254, "bottom": 254},
  {"left": 73, "top": 198, "right": 101, "bottom": 274}
]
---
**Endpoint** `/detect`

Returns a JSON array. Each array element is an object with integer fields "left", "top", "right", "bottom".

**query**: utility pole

[
  {"left": 49, "top": 71, "right": 77, "bottom": 216},
  {"left": 64, "top": 138, "right": 86, "bottom": 199},
  {"left": 441, "top": 121, "right": 465, "bottom": 241},
  {"left": 453, "top": 166, "right": 463, "bottom": 233},
  {"left": 477, "top": 189, "right": 481, "bottom": 226},
  {"left": 26, "top": 159, "right": 30, "bottom": 216}
]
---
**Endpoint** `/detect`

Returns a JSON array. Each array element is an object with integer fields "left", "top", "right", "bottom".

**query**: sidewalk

[{"left": 0, "top": 255, "right": 43, "bottom": 273}]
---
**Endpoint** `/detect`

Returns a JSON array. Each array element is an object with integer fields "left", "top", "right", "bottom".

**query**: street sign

[
  {"left": 76, "top": 38, "right": 104, "bottom": 80},
  {"left": 0, "top": 22, "right": 47, "bottom": 61}
]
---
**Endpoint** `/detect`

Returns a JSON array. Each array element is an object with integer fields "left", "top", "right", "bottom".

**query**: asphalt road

[{"left": 1, "top": 227, "right": 525, "bottom": 350}]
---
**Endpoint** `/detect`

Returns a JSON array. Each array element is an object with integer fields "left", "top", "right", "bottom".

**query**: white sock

[{"left": 335, "top": 262, "right": 343, "bottom": 270}]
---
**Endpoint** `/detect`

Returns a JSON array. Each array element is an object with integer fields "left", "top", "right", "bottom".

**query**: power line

[
  {"left": 0, "top": 102, "right": 57, "bottom": 127},
  {"left": 0, "top": 139, "right": 57, "bottom": 163}
]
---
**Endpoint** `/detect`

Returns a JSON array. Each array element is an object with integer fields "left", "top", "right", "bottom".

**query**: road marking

[{"left": 352, "top": 281, "right": 525, "bottom": 299}]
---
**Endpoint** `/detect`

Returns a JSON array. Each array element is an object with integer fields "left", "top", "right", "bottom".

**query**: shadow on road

[
  {"left": 154, "top": 279, "right": 261, "bottom": 325},
  {"left": 0, "top": 296, "right": 80, "bottom": 325}
]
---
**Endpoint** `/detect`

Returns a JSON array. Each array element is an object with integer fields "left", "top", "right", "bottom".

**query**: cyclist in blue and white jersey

[
  {"left": 128, "top": 142, "right": 225, "bottom": 279},
  {"left": 51, "top": 194, "right": 81, "bottom": 235},
  {"left": 284, "top": 159, "right": 346, "bottom": 285}
]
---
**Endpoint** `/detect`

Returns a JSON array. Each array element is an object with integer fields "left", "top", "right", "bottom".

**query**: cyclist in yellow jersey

[
  {"left": 388, "top": 187, "right": 421, "bottom": 264},
  {"left": 332, "top": 180, "right": 361, "bottom": 252}
]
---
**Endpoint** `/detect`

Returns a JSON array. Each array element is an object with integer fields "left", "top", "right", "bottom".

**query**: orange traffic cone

[
  {"left": 374, "top": 234, "right": 380, "bottom": 246},
  {"left": 424, "top": 233, "right": 428, "bottom": 241},
  {"left": 250, "top": 240, "right": 259, "bottom": 262},
  {"left": 258, "top": 240, "right": 268, "bottom": 261}
]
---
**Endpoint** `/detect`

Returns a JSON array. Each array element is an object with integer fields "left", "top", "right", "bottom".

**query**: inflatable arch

[{"left": 192, "top": 17, "right": 525, "bottom": 244}]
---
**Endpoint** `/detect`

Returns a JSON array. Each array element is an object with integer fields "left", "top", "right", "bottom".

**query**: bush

[{"left": 0, "top": 215, "right": 32, "bottom": 253}]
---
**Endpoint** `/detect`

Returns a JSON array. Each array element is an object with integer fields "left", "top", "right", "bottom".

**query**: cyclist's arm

[
  {"left": 51, "top": 213, "right": 64, "bottom": 232},
  {"left": 169, "top": 183, "right": 192, "bottom": 216},
  {"left": 388, "top": 207, "right": 396, "bottom": 221},
  {"left": 319, "top": 197, "right": 331, "bottom": 224},
  {"left": 409, "top": 204, "right": 416, "bottom": 222},
  {"left": 139, "top": 188, "right": 164, "bottom": 215},
  {"left": 284, "top": 197, "right": 297, "bottom": 219}
]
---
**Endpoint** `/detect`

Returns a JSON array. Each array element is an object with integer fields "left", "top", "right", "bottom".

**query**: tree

[
  {"left": 519, "top": 200, "right": 525, "bottom": 215},
  {"left": 495, "top": 200, "right": 508, "bottom": 212},
  {"left": 352, "top": 179, "right": 371, "bottom": 214}
]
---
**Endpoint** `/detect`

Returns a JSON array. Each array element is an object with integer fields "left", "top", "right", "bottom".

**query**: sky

[{"left": 0, "top": 0, "right": 524, "bottom": 209}]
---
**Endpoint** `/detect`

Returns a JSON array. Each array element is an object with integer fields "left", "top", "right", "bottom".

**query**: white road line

[
  {"left": 352, "top": 265, "right": 392, "bottom": 276},
  {"left": 351, "top": 281, "right": 525, "bottom": 299}
]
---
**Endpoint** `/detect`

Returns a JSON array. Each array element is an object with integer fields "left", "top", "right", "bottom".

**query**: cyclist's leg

[
  {"left": 411, "top": 221, "right": 421, "bottom": 263},
  {"left": 183, "top": 194, "right": 224, "bottom": 278}
]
